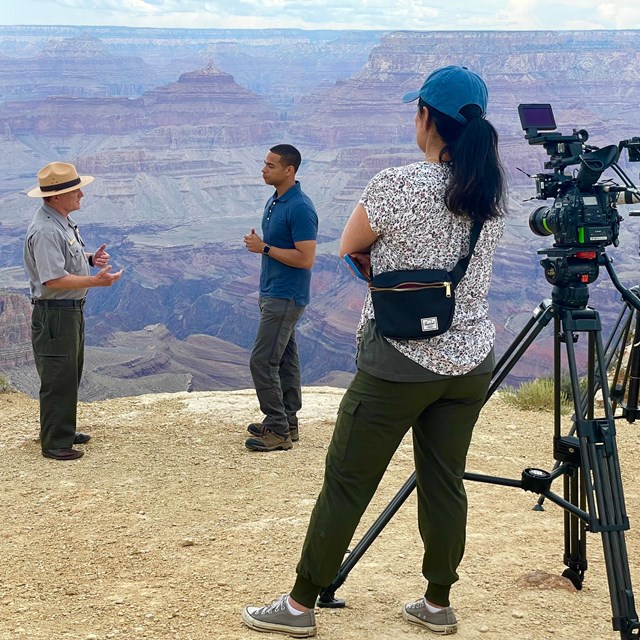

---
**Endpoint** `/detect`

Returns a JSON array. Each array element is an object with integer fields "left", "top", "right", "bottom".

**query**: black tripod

[
  {"left": 317, "top": 246, "right": 640, "bottom": 639},
  {"left": 606, "top": 284, "right": 640, "bottom": 425}
]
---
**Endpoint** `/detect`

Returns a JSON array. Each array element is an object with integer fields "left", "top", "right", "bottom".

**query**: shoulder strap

[{"left": 449, "top": 219, "right": 484, "bottom": 287}]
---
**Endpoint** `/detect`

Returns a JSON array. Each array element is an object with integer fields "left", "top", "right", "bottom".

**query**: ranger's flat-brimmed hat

[{"left": 27, "top": 162, "right": 94, "bottom": 198}]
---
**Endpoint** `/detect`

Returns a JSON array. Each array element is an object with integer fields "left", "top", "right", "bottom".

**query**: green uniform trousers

[
  {"left": 31, "top": 305, "right": 84, "bottom": 450},
  {"left": 291, "top": 367, "right": 491, "bottom": 609}
]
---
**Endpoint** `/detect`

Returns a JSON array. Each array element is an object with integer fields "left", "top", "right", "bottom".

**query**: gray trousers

[
  {"left": 249, "top": 296, "right": 305, "bottom": 435},
  {"left": 31, "top": 305, "right": 84, "bottom": 450},
  {"left": 291, "top": 367, "right": 492, "bottom": 609}
]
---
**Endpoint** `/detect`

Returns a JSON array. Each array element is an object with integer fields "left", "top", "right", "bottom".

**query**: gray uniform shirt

[{"left": 24, "top": 203, "right": 90, "bottom": 300}]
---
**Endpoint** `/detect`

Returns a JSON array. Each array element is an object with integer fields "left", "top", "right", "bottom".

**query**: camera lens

[{"left": 529, "top": 206, "right": 555, "bottom": 237}]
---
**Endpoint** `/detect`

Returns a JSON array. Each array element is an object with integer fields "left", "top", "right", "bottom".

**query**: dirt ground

[{"left": 1, "top": 386, "right": 640, "bottom": 640}]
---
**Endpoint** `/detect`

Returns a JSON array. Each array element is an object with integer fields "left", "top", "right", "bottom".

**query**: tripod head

[
  {"left": 537, "top": 242, "right": 640, "bottom": 316},
  {"left": 538, "top": 246, "right": 603, "bottom": 309}
]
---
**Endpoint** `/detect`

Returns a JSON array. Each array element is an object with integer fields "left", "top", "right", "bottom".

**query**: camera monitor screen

[{"left": 518, "top": 103, "right": 557, "bottom": 131}]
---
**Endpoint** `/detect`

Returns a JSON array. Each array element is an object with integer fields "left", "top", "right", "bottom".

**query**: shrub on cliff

[
  {"left": 501, "top": 377, "right": 572, "bottom": 414},
  {"left": 0, "top": 374, "right": 13, "bottom": 393}
]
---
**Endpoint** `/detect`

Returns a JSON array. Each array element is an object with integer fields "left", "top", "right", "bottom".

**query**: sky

[{"left": 3, "top": 0, "right": 640, "bottom": 31}]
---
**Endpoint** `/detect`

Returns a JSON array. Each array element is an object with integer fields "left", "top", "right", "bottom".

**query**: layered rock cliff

[
  {"left": 0, "top": 32, "right": 157, "bottom": 101},
  {"left": 1, "top": 27, "right": 639, "bottom": 399},
  {"left": 0, "top": 290, "right": 32, "bottom": 369},
  {"left": 0, "top": 60, "right": 279, "bottom": 139},
  {"left": 290, "top": 30, "right": 640, "bottom": 147}
]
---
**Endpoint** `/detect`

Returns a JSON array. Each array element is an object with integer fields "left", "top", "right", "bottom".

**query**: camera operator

[{"left": 242, "top": 65, "right": 506, "bottom": 637}]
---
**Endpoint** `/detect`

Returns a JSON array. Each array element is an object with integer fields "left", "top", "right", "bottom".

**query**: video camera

[{"left": 518, "top": 103, "right": 640, "bottom": 249}]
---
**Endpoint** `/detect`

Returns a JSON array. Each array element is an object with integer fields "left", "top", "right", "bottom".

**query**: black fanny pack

[{"left": 369, "top": 220, "right": 482, "bottom": 340}]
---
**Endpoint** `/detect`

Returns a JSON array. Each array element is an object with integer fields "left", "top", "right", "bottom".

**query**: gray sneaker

[
  {"left": 247, "top": 423, "right": 299, "bottom": 442},
  {"left": 402, "top": 598, "right": 458, "bottom": 634},
  {"left": 245, "top": 430, "right": 293, "bottom": 452},
  {"left": 242, "top": 594, "right": 317, "bottom": 637}
]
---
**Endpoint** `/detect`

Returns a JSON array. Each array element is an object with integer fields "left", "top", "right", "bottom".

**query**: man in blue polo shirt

[{"left": 243, "top": 144, "right": 318, "bottom": 452}]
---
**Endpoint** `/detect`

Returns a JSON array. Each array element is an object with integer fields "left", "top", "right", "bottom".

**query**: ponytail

[{"left": 420, "top": 100, "right": 506, "bottom": 222}]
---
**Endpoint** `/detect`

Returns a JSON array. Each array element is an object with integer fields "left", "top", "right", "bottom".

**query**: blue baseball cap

[{"left": 402, "top": 65, "right": 488, "bottom": 125}]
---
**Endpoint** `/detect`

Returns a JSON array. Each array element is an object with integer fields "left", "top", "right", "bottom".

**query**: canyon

[{"left": 0, "top": 26, "right": 639, "bottom": 399}]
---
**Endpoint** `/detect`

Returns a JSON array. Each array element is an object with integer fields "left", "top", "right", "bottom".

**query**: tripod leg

[
  {"left": 560, "top": 307, "right": 639, "bottom": 637},
  {"left": 540, "top": 296, "right": 637, "bottom": 511},
  {"left": 317, "top": 473, "right": 417, "bottom": 607},
  {"left": 603, "top": 297, "right": 634, "bottom": 403},
  {"left": 620, "top": 309, "right": 640, "bottom": 421},
  {"left": 559, "top": 313, "right": 588, "bottom": 587},
  {"left": 489, "top": 299, "right": 555, "bottom": 396}
]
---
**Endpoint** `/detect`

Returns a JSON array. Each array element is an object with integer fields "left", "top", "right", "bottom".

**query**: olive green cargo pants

[
  {"left": 31, "top": 305, "right": 84, "bottom": 450},
  {"left": 291, "top": 367, "right": 491, "bottom": 608}
]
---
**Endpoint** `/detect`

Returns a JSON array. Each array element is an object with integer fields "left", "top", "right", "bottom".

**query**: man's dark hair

[{"left": 270, "top": 144, "right": 302, "bottom": 173}]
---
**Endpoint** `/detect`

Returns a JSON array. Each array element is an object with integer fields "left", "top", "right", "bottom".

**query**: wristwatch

[{"left": 262, "top": 244, "right": 271, "bottom": 255}]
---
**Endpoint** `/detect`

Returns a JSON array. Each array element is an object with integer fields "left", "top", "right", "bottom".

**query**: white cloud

[
  {"left": 598, "top": 2, "right": 618, "bottom": 20},
  {"left": 460, "top": 1, "right": 540, "bottom": 30},
  {"left": 3, "top": 0, "right": 640, "bottom": 29},
  {"left": 597, "top": 2, "right": 640, "bottom": 28}
]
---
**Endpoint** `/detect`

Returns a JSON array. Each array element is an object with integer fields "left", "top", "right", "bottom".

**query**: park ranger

[{"left": 24, "top": 162, "right": 123, "bottom": 460}]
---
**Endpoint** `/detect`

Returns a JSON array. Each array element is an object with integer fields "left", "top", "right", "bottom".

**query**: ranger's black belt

[{"left": 32, "top": 298, "right": 86, "bottom": 309}]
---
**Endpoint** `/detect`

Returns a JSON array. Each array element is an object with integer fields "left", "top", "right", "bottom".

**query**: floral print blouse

[{"left": 358, "top": 161, "right": 505, "bottom": 376}]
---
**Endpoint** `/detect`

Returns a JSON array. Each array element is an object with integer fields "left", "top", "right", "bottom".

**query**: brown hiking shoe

[
  {"left": 245, "top": 429, "right": 293, "bottom": 452},
  {"left": 247, "top": 422, "right": 299, "bottom": 442}
]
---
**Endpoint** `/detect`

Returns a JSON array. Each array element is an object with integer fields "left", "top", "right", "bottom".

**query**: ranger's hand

[
  {"left": 93, "top": 265, "right": 123, "bottom": 287},
  {"left": 91, "top": 244, "right": 110, "bottom": 268}
]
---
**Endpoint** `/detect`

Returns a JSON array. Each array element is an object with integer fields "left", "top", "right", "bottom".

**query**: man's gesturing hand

[
  {"left": 93, "top": 265, "right": 123, "bottom": 286},
  {"left": 92, "top": 244, "right": 110, "bottom": 268},
  {"left": 243, "top": 228, "right": 266, "bottom": 254}
]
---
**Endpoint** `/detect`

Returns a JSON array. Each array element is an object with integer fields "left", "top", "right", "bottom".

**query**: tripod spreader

[{"left": 522, "top": 467, "right": 553, "bottom": 493}]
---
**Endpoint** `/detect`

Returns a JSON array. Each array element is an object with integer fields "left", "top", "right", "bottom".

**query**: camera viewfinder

[{"left": 518, "top": 103, "right": 557, "bottom": 132}]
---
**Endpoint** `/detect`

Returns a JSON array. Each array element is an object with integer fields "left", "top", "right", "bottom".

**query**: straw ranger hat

[{"left": 27, "top": 162, "right": 94, "bottom": 198}]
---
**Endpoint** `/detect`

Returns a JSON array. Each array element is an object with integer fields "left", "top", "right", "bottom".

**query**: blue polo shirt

[{"left": 260, "top": 181, "right": 318, "bottom": 306}]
